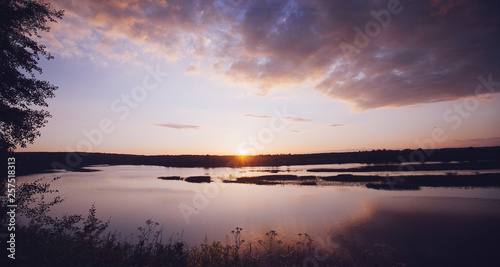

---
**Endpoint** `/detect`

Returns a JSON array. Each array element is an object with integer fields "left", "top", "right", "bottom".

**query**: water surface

[{"left": 18, "top": 165, "right": 500, "bottom": 265}]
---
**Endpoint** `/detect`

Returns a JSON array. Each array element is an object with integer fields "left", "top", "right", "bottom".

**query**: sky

[{"left": 19, "top": 0, "right": 500, "bottom": 155}]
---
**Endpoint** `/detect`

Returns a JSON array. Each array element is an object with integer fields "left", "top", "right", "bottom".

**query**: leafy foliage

[{"left": 0, "top": 0, "right": 63, "bottom": 151}]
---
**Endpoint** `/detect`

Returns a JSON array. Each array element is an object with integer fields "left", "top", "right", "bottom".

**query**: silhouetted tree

[{"left": 0, "top": 0, "right": 63, "bottom": 152}]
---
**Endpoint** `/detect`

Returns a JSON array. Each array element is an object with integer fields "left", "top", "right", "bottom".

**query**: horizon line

[{"left": 13, "top": 145, "right": 499, "bottom": 157}]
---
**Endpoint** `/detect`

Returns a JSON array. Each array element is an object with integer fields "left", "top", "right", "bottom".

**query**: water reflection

[
  {"left": 332, "top": 196, "right": 500, "bottom": 266},
  {"left": 17, "top": 165, "right": 500, "bottom": 265}
]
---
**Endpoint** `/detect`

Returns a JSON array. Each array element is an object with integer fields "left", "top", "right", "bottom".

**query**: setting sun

[{"left": 238, "top": 149, "right": 248, "bottom": 156}]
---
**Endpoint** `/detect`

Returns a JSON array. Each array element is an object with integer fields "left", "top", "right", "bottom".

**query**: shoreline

[{"left": 9, "top": 146, "right": 500, "bottom": 176}]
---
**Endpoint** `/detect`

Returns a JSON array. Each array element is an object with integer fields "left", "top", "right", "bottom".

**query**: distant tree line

[{"left": 12, "top": 146, "right": 500, "bottom": 176}]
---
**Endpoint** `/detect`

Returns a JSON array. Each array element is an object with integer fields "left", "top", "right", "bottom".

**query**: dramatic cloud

[
  {"left": 157, "top": 123, "right": 200, "bottom": 130},
  {"left": 47, "top": 0, "right": 500, "bottom": 110},
  {"left": 244, "top": 114, "right": 271, "bottom": 119}
]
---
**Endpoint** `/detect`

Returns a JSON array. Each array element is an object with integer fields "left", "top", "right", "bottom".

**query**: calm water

[{"left": 18, "top": 164, "right": 500, "bottom": 265}]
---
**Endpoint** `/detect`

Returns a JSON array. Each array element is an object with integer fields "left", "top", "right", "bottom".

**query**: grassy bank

[{"left": 11, "top": 220, "right": 357, "bottom": 267}]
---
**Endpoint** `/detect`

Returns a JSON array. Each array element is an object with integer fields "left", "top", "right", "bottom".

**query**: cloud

[
  {"left": 244, "top": 114, "right": 311, "bottom": 122},
  {"left": 157, "top": 123, "right": 200, "bottom": 130},
  {"left": 282, "top": 117, "right": 311, "bottom": 123},
  {"left": 47, "top": 0, "right": 500, "bottom": 109},
  {"left": 244, "top": 114, "right": 271, "bottom": 119},
  {"left": 310, "top": 1, "right": 500, "bottom": 110},
  {"left": 210, "top": 59, "right": 226, "bottom": 71},
  {"left": 185, "top": 61, "right": 201, "bottom": 75},
  {"left": 328, "top": 124, "right": 343, "bottom": 127}
]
